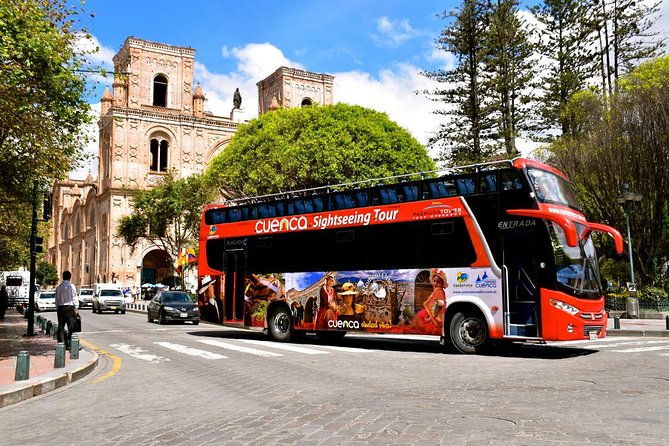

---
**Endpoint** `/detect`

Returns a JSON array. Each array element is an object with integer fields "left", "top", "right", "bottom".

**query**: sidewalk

[{"left": 0, "top": 308, "right": 97, "bottom": 408}]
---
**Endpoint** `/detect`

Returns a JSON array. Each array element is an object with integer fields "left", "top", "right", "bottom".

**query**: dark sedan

[{"left": 147, "top": 291, "right": 200, "bottom": 325}]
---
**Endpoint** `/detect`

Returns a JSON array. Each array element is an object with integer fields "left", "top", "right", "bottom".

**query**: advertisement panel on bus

[{"left": 198, "top": 268, "right": 503, "bottom": 337}]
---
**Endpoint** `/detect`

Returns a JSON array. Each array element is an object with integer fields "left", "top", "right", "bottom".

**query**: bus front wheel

[
  {"left": 449, "top": 311, "right": 488, "bottom": 354},
  {"left": 268, "top": 306, "right": 293, "bottom": 342}
]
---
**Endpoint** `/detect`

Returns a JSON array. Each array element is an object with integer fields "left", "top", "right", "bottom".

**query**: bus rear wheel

[
  {"left": 268, "top": 306, "right": 293, "bottom": 342},
  {"left": 449, "top": 311, "right": 488, "bottom": 354}
]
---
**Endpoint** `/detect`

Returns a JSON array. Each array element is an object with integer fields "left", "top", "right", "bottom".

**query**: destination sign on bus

[{"left": 207, "top": 199, "right": 466, "bottom": 239}]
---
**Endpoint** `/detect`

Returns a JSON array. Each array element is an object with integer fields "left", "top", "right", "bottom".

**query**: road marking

[
  {"left": 197, "top": 339, "right": 282, "bottom": 357},
  {"left": 312, "top": 345, "right": 367, "bottom": 353},
  {"left": 80, "top": 339, "right": 122, "bottom": 384},
  {"left": 568, "top": 340, "right": 669, "bottom": 349},
  {"left": 238, "top": 339, "right": 329, "bottom": 354},
  {"left": 110, "top": 343, "right": 170, "bottom": 363},
  {"left": 154, "top": 341, "right": 228, "bottom": 359},
  {"left": 610, "top": 345, "right": 669, "bottom": 353}
]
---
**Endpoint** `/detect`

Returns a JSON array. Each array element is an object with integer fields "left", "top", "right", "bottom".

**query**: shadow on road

[{"left": 187, "top": 328, "right": 597, "bottom": 360}]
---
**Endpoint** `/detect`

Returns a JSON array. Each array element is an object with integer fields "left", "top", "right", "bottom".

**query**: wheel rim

[
  {"left": 274, "top": 312, "right": 290, "bottom": 335},
  {"left": 459, "top": 317, "right": 486, "bottom": 346}
]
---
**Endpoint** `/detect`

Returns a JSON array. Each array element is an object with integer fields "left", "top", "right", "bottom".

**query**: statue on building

[{"left": 233, "top": 88, "right": 242, "bottom": 109}]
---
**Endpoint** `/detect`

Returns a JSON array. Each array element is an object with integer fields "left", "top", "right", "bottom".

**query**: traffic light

[
  {"left": 35, "top": 237, "right": 43, "bottom": 253},
  {"left": 42, "top": 192, "right": 52, "bottom": 221}
]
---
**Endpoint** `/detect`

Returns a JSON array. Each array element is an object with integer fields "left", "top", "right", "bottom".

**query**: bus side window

[
  {"left": 380, "top": 188, "right": 398, "bottom": 204},
  {"left": 303, "top": 199, "right": 314, "bottom": 213},
  {"left": 501, "top": 172, "right": 524, "bottom": 191},
  {"left": 228, "top": 208, "right": 242, "bottom": 222},
  {"left": 285, "top": 201, "right": 296, "bottom": 215},
  {"left": 355, "top": 191, "right": 369, "bottom": 207},
  {"left": 250, "top": 206, "right": 259, "bottom": 220},
  {"left": 403, "top": 185, "right": 418, "bottom": 201},
  {"left": 479, "top": 174, "right": 497, "bottom": 193},
  {"left": 275, "top": 202, "right": 285, "bottom": 216},
  {"left": 456, "top": 178, "right": 475, "bottom": 195},
  {"left": 313, "top": 197, "right": 324, "bottom": 212},
  {"left": 257, "top": 236, "right": 272, "bottom": 248}
]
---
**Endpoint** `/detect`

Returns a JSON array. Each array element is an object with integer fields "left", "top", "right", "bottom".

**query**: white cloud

[
  {"left": 198, "top": 43, "right": 441, "bottom": 150},
  {"left": 373, "top": 16, "right": 422, "bottom": 47},
  {"left": 77, "top": 40, "right": 445, "bottom": 179}
]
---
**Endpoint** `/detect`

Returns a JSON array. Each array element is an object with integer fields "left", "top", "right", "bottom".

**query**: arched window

[
  {"left": 149, "top": 138, "right": 169, "bottom": 172},
  {"left": 301, "top": 98, "right": 313, "bottom": 107},
  {"left": 153, "top": 74, "right": 168, "bottom": 107}
]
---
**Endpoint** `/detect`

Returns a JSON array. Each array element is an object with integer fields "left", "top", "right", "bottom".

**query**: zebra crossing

[
  {"left": 106, "top": 336, "right": 669, "bottom": 363},
  {"left": 552, "top": 337, "right": 669, "bottom": 355},
  {"left": 107, "top": 338, "right": 365, "bottom": 363}
]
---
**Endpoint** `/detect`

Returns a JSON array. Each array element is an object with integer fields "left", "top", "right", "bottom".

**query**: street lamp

[{"left": 616, "top": 184, "right": 642, "bottom": 295}]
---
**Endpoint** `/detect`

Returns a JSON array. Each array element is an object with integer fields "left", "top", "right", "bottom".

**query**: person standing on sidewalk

[
  {"left": 55, "top": 271, "right": 78, "bottom": 348},
  {"left": 0, "top": 285, "right": 8, "bottom": 319}
]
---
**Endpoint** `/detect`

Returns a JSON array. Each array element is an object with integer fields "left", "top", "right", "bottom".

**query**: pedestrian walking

[
  {"left": 0, "top": 285, "right": 8, "bottom": 319},
  {"left": 55, "top": 270, "right": 79, "bottom": 348}
]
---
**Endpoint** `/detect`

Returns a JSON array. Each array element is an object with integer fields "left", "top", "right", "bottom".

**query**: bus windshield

[
  {"left": 526, "top": 168, "right": 580, "bottom": 210},
  {"left": 550, "top": 222, "right": 601, "bottom": 298}
]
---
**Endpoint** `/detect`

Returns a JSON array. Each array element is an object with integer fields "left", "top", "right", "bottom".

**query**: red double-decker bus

[{"left": 198, "top": 158, "right": 622, "bottom": 353}]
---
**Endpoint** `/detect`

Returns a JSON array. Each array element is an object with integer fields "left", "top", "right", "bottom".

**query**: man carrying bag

[{"left": 55, "top": 271, "right": 79, "bottom": 349}]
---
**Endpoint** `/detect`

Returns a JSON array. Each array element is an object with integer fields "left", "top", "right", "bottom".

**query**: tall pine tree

[
  {"left": 485, "top": 0, "right": 536, "bottom": 156},
  {"left": 531, "top": 0, "right": 597, "bottom": 136},
  {"left": 423, "top": 0, "right": 496, "bottom": 164}
]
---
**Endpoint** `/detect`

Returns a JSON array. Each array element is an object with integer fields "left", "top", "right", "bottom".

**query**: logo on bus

[
  {"left": 412, "top": 203, "right": 462, "bottom": 220},
  {"left": 328, "top": 319, "right": 360, "bottom": 330},
  {"left": 208, "top": 225, "right": 217, "bottom": 236},
  {"left": 457, "top": 272, "right": 469, "bottom": 283},
  {"left": 475, "top": 271, "right": 497, "bottom": 288},
  {"left": 255, "top": 216, "right": 308, "bottom": 234}
]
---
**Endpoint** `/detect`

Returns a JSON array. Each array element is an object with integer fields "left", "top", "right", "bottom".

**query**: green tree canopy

[
  {"left": 0, "top": 0, "right": 94, "bottom": 269},
  {"left": 117, "top": 172, "right": 216, "bottom": 263},
  {"left": 549, "top": 55, "right": 669, "bottom": 287},
  {"left": 203, "top": 103, "right": 435, "bottom": 196}
]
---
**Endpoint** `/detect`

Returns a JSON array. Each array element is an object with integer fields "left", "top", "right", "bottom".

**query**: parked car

[
  {"left": 78, "top": 288, "right": 94, "bottom": 308},
  {"left": 147, "top": 291, "right": 199, "bottom": 325},
  {"left": 36, "top": 290, "right": 57, "bottom": 312}
]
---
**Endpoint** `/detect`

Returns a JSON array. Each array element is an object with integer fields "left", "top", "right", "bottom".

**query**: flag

[{"left": 175, "top": 247, "right": 197, "bottom": 274}]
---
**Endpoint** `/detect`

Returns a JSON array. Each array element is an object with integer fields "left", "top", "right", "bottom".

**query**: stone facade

[
  {"left": 257, "top": 66, "right": 334, "bottom": 114},
  {"left": 47, "top": 37, "right": 238, "bottom": 288},
  {"left": 47, "top": 38, "right": 336, "bottom": 290}
]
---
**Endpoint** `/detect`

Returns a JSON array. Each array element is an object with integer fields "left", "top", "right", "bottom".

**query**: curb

[{"left": 0, "top": 349, "right": 99, "bottom": 408}]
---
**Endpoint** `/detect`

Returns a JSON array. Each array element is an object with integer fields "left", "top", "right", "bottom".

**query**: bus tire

[
  {"left": 449, "top": 310, "right": 488, "bottom": 354},
  {"left": 268, "top": 306, "right": 293, "bottom": 342}
]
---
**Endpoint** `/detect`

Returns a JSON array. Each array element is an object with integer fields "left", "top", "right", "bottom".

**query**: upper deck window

[{"left": 527, "top": 168, "right": 580, "bottom": 210}]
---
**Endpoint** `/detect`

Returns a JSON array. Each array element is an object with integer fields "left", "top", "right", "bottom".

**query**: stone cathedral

[{"left": 47, "top": 36, "right": 334, "bottom": 289}]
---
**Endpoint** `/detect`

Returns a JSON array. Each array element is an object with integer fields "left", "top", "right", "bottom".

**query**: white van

[
  {"left": 92, "top": 283, "right": 126, "bottom": 314},
  {"left": 78, "top": 287, "right": 94, "bottom": 308}
]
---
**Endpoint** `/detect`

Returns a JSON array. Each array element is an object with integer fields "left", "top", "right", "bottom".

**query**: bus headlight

[{"left": 549, "top": 298, "right": 579, "bottom": 316}]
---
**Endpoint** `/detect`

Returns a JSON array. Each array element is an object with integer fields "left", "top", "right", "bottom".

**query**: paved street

[{"left": 1, "top": 310, "right": 667, "bottom": 445}]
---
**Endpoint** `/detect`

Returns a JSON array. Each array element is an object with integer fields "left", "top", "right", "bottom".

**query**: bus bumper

[{"left": 540, "top": 289, "right": 607, "bottom": 341}]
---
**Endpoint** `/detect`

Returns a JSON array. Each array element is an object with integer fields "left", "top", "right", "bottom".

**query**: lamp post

[{"left": 616, "top": 184, "right": 642, "bottom": 302}]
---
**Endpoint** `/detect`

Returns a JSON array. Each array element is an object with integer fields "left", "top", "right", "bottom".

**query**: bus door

[
  {"left": 223, "top": 240, "right": 247, "bottom": 323},
  {"left": 501, "top": 226, "right": 540, "bottom": 338}
]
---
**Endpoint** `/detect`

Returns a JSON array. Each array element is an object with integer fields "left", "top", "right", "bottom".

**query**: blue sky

[{"left": 72, "top": 0, "right": 669, "bottom": 178}]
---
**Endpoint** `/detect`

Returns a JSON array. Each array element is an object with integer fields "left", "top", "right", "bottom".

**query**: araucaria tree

[
  {"left": 0, "top": 0, "right": 94, "bottom": 269},
  {"left": 485, "top": 0, "right": 536, "bottom": 156},
  {"left": 423, "top": 0, "right": 496, "bottom": 164},
  {"left": 531, "top": 0, "right": 597, "bottom": 136},
  {"left": 203, "top": 103, "right": 435, "bottom": 196}
]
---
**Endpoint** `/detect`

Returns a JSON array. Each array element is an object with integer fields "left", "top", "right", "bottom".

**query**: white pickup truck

[{"left": 92, "top": 283, "right": 126, "bottom": 314}]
